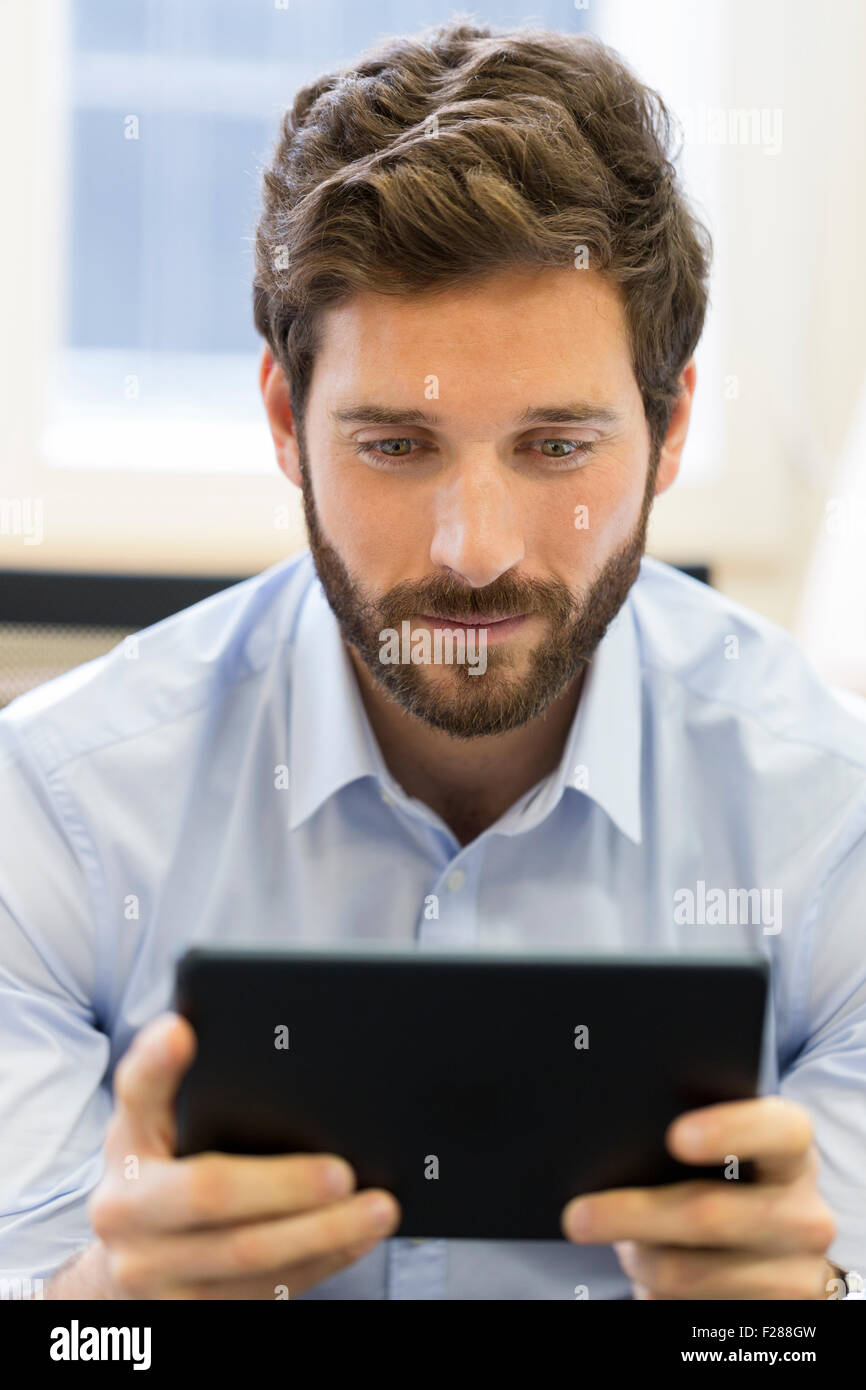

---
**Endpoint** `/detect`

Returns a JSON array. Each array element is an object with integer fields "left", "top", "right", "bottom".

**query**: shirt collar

[
  {"left": 288, "top": 566, "right": 386, "bottom": 831},
  {"left": 514, "top": 600, "right": 643, "bottom": 844},
  {"left": 288, "top": 557, "right": 643, "bottom": 845}
]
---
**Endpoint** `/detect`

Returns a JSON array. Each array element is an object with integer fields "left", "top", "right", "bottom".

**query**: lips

[
  {"left": 416, "top": 613, "right": 531, "bottom": 644},
  {"left": 421, "top": 613, "right": 524, "bottom": 626}
]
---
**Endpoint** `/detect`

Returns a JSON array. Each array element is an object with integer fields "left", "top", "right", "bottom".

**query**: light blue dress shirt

[{"left": 1, "top": 549, "right": 865, "bottom": 1299}]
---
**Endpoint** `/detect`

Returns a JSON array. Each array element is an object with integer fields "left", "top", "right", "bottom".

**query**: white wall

[{"left": 603, "top": 0, "right": 866, "bottom": 630}]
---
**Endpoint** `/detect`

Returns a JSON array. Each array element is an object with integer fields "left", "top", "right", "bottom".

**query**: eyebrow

[{"left": 330, "top": 402, "right": 623, "bottom": 429}]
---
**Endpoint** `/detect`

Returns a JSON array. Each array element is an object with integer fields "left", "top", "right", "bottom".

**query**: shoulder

[
  {"left": 630, "top": 557, "right": 866, "bottom": 777},
  {"left": 0, "top": 549, "right": 316, "bottom": 779}
]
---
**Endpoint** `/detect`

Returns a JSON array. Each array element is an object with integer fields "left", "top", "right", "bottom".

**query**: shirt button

[
  {"left": 446, "top": 868, "right": 466, "bottom": 892},
  {"left": 409, "top": 1237, "right": 427, "bottom": 1245},
  {"left": 380, "top": 787, "right": 396, "bottom": 806}
]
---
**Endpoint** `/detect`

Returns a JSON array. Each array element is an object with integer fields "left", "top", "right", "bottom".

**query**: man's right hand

[{"left": 48, "top": 1011, "right": 401, "bottom": 1300}]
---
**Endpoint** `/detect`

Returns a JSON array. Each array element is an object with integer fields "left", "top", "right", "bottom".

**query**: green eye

[
  {"left": 530, "top": 436, "right": 600, "bottom": 464},
  {"left": 354, "top": 438, "right": 426, "bottom": 466},
  {"left": 374, "top": 438, "right": 413, "bottom": 456},
  {"left": 535, "top": 439, "right": 593, "bottom": 459}
]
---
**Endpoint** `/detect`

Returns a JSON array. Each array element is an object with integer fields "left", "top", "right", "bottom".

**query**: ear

[
  {"left": 259, "top": 345, "right": 302, "bottom": 488},
  {"left": 654, "top": 358, "right": 697, "bottom": 496}
]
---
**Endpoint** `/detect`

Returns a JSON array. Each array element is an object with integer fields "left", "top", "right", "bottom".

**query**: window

[{"left": 45, "top": 0, "right": 598, "bottom": 476}]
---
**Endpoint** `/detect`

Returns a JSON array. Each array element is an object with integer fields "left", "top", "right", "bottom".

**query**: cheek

[
  {"left": 315, "top": 459, "right": 423, "bottom": 575},
  {"left": 585, "top": 483, "right": 644, "bottom": 548},
  {"left": 544, "top": 464, "right": 645, "bottom": 567},
  {"left": 591, "top": 448, "right": 649, "bottom": 529}
]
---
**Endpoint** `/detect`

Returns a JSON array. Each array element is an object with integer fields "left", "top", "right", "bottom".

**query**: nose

[{"left": 429, "top": 452, "right": 525, "bottom": 589}]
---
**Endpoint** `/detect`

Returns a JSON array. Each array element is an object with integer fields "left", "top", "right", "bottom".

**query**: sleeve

[
  {"left": 778, "top": 791, "right": 866, "bottom": 1277},
  {"left": 0, "top": 723, "right": 112, "bottom": 1291}
]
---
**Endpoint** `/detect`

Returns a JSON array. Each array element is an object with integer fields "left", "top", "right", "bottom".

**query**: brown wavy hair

[{"left": 252, "top": 16, "right": 712, "bottom": 456}]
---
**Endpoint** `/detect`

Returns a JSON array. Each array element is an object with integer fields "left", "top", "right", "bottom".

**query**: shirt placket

[{"left": 384, "top": 803, "right": 482, "bottom": 1297}]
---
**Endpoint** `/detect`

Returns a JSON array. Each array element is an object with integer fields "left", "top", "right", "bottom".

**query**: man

[{"left": 1, "top": 20, "right": 864, "bottom": 1301}]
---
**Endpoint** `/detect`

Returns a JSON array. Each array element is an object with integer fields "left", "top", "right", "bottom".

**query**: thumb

[{"left": 108, "top": 1012, "right": 197, "bottom": 1164}]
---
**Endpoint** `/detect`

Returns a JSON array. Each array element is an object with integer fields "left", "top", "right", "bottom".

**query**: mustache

[{"left": 378, "top": 575, "right": 576, "bottom": 624}]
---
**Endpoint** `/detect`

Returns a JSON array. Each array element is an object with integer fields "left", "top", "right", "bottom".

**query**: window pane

[{"left": 52, "top": 0, "right": 598, "bottom": 473}]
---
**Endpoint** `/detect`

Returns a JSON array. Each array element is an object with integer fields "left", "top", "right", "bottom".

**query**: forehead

[{"left": 311, "top": 266, "right": 636, "bottom": 402}]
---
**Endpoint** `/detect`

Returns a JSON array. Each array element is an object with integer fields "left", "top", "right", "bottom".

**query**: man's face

[{"left": 271, "top": 266, "right": 684, "bottom": 738}]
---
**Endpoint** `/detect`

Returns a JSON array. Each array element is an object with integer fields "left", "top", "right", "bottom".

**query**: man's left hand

[{"left": 561, "top": 1096, "right": 838, "bottom": 1299}]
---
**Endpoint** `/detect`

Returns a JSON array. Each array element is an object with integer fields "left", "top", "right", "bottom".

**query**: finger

[
  {"left": 91, "top": 1149, "right": 360, "bottom": 1235},
  {"left": 665, "top": 1096, "right": 814, "bottom": 1184},
  {"left": 157, "top": 1236, "right": 383, "bottom": 1300},
  {"left": 105, "top": 1188, "right": 401, "bottom": 1296},
  {"left": 563, "top": 1176, "right": 835, "bottom": 1253},
  {"left": 614, "top": 1242, "right": 830, "bottom": 1301},
  {"left": 109, "top": 1014, "right": 197, "bottom": 1160}
]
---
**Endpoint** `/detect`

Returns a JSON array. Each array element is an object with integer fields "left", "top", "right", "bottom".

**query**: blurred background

[{"left": 2, "top": 0, "right": 866, "bottom": 704}]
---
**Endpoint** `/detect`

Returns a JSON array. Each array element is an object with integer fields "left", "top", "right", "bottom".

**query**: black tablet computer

[{"left": 173, "top": 944, "right": 769, "bottom": 1240}]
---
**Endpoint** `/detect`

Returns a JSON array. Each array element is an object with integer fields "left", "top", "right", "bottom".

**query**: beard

[{"left": 295, "top": 427, "right": 658, "bottom": 739}]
